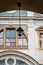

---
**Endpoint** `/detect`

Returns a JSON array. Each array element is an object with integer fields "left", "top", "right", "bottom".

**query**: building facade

[{"left": 0, "top": 11, "right": 43, "bottom": 65}]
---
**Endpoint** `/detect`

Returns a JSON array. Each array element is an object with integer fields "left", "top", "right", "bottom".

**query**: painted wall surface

[{"left": 0, "top": 18, "right": 43, "bottom": 64}]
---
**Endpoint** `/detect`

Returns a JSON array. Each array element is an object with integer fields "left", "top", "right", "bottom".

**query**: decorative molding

[
  {"left": 0, "top": 50, "right": 39, "bottom": 65},
  {"left": 0, "top": 16, "right": 43, "bottom": 20}
]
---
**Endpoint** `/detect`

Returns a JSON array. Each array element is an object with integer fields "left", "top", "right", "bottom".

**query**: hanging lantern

[
  {"left": 17, "top": 27, "right": 23, "bottom": 36},
  {"left": 16, "top": 2, "right": 24, "bottom": 36}
]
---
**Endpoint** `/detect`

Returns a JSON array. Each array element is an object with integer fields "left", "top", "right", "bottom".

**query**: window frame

[
  {"left": 0, "top": 29, "right": 4, "bottom": 48},
  {"left": 36, "top": 27, "right": 43, "bottom": 50},
  {"left": 5, "top": 27, "right": 16, "bottom": 48},
  {"left": 0, "top": 25, "right": 28, "bottom": 49}
]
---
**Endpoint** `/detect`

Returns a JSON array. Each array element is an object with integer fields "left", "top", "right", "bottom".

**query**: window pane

[
  {"left": 0, "top": 31, "right": 3, "bottom": 37},
  {"left": 18, "top": 39, "right": 22, "bottom": 46},
  {"left": 23, "top": 39, "right": 27, "bottom": 46},
  {"left": 11, "top": 39, "right": 15, "bottom": 42},
  {"left": 0, "top": 59, "right": 5, "bottom": 65},
  {"left": 6, "top": 29, "right": 16, "bottom": 38},
  {"left": 11, "top": 30, "right": 16, "bottom": 46},
  {"left": 16, "top": 59, "right": 28, "bottom": 65},
  {"left": 6, "top": 43, "right": 10, "bottom": 46},
  {"left": 11, "top": 42, "right": 16, "bottom": 46},
  {"left": 40, "top": 33, "right": 43, "bottom": 48},
  {"left": 0, "top": 39, "right": 3, "bottom": 45},
  {"left": 12, "top": 30, "right": 16, "bottom": 38},
  {"left": 41, "top": 40, "right": 43, "bottom": 48},
  {"left": 11, "top": 39, "right": 16, "bottom": 46},
  {"left": 0, "top": 30, "right": 3, "bottom": 46},
  {"left": 7, "top": 58, "right": 14, "bottom": 65},
  {"left": 6, "top": 39, "right": 10, "bottom": 42},
  {"left": 6, "top": 30, "right": 10, "bottom": 38}
]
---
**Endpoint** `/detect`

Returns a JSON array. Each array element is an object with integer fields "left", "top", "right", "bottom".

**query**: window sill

[{"left": 0, "top": 46, "right": 28, "bottom": 50}]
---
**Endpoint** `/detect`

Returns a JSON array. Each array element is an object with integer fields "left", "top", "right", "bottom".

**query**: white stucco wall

[{"left": 0, "top": 17, "right": 43, "bottom": 64}]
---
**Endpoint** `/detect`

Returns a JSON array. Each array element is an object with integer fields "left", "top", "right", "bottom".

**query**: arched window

[{"left": 0, "top": 51, "right": 39, "bottom": 65}]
